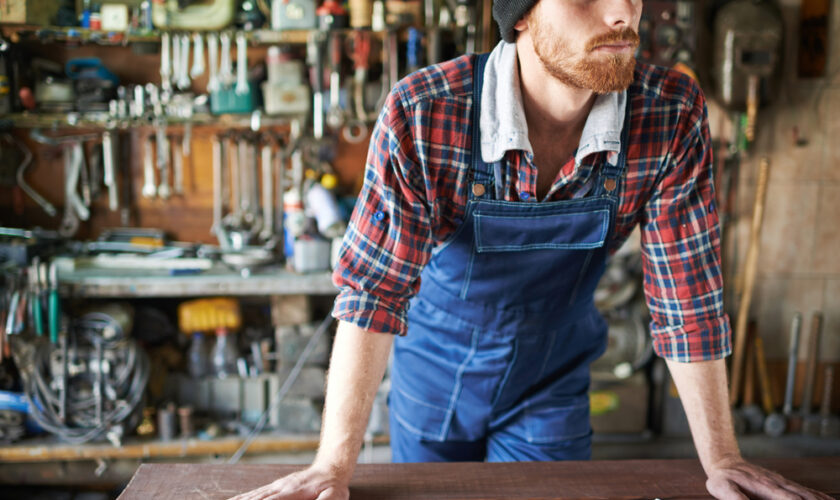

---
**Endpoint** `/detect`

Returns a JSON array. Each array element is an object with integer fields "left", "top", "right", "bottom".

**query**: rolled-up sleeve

[
  {"left": 640, "top": 84, "right": 731, "bottom": 363},
  {"left": 331, "top": 87, "right": 435, "bottom": 335}
]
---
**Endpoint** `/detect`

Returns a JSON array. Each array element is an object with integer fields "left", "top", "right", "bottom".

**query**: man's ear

[{"left": 514, "top": 16, "right": 529, "bottom": 35}]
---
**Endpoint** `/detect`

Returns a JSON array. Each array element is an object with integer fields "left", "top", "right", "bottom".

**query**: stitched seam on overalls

[
  {"left": 432, "top": 200, "right": 477, "bottom": 257},
  {"left": 440, "top": 325, "right": 482, "bottom": 440},
  {"left": 460, "top": 240, "right": 478, "bottom": 299},
  {"left": 490, "top": 338, "right": 519, "bottom": 409},
  {"left": 394, "top": 386, "right": 450, "bottom": 412}
]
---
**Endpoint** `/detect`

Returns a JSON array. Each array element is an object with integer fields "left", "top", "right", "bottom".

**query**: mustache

[{"left": 586, "top": 28, "right": 640, "bottom": 52}]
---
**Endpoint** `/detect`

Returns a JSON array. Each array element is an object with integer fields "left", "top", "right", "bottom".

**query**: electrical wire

[
  {"left": 228, "top": 314, "right": 334, "bottom": 464},
  {"left": 21, "top": 313, "right": 150, "bottom": 444}
]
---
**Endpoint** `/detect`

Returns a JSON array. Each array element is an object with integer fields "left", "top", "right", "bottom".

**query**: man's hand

[
  {"left": 705, "top": 457, "right": 832, "bottom": 500},
  {"left": 227, "top": 466, "right": 349, "bottom": 500}
]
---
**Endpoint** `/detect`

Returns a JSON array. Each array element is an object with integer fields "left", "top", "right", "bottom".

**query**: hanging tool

[
  {"left": 211, "top": 135, "right": 230, "bottom": 250},
  {"left": 729, "top": 158, "right": 770, "bottom": 406},
  {"left": 172, "top": 32, "right": 182, "bottom": 91},
  {"left": 191, "top": 33, "right": 205, "bottom": 78},
  {"left": 156, "top": 126, "right": 172, "bottom": 200},
  {"left": 29, "top": 258, "right": 44, "bottom": 337},
  {"left": 819, "top": 366, "right": 839, "bottom": 438},
  {"left": 48, "top": 262, "right": 60, "bottom": 345},
  {"left": 207, "top": 33, "right": 220, "bottom": 93},
  {"left": 7, "top": 134, "right": 58, "bottom": 217},
  {"left": 173, "top": 138, "right": 185, "bottom": 195},
  {"left": 102, "top": 129, "right": 119, "bottom": 211},
  {"left": 764, "top": 313, "right": 801, "bottom": 437},
  {"left": 326, "top": 32, "right": 345, "bottom": 130},
  {"left": 307, "top": 31, "right": 328, "bottom": 141},
  {"left": 59, "top": 143, "right": 90, "bottom": 237},
  {"left": 802, "top": 312, "right": 823, "bottom": 435},
  {"left": 424, "top": 0, "right": 441, "bottom": 66},
  {"left": 235, "top": 31, "right": 249, "bottom": 96},
  {"left": 260, "top": 138, "right": 274, "bottom": 242},
  {"left": 178, "top": 33, "right": 192, "bottom": 90},
  {"left": 219, "top": 32, "right": 234, "bottom": 89},
  {"left": 142, "top": 135, "right": 157, "bottom": 199},
  {"left": 132, "top": 85, "right": 146, "bottom": 119},
  {"left": 455, "top": 0, "right": 476, "bottom": 54},
  {"left": 160, "top": 32, "right": 173, "bottom": 95}
]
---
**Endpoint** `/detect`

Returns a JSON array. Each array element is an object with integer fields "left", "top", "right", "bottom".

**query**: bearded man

[{"left": 231, "top": 1, "right": 830, "bottom": 499}]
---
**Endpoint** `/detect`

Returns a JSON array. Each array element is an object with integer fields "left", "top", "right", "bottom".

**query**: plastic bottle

[
  {"left": 211, "top": 328, "right": 238, "bottom": 378},
  {"left": 187, "top": 332, "right": 209, "bottom": 378}
]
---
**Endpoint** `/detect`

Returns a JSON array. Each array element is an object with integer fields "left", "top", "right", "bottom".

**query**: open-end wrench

[
  {"left": 207, "top": 33, "right": 220, "bottom": 92},
  {"left": 212, "top": 135, "right": 224, "bottom": 238},
  {"left": 177, "top": 33, "right": 191, "bottom": 90},
  {"left": 59, "top": 144, "right": 83, "bottom": 237},
  {"left": 326, "top": 32, "right": 344, "bottom": 130},
  {"left": 173, "top": 138, "right": 184, "bottom": 195},
  {"left": 102, "top": 129, "right": 119, "bottom": 211},
  {"left": 802, "top": 311, "right": 823, "bottom": 435},
  {"left": 171, "top": 32, "right": 181, "bottom": 91},
  {"left": 156, "top": 124, "right": 172, "bottom": 200},
  {"left": 132, "top": 84, "right": 145, "bottom": 119},
  {"left": 260, "top": 138, "right": 274, "bottom": 241},
  {"left": 307, "top": 31, "right": 327, "bottom": 140},
  {"left": 142, "top": 135, "right": 157, "bottom": 199},
  {"left": 235, "top": 31, "right": 249, "bottom": 96},
  {"left": 819, "top": 366, "right": 839, "bottom": 437},
  {"left": 219, "top": 32, "right": 234, "bottom": 89},
  {"left": 160, "top": 32, "right": 172, "bottom": 94},
  {"left": 191, "top": 33, "right": 205, "bottom": 78},
  {"left": 765, "top": 313, "right": 801, "bottom": 437}
]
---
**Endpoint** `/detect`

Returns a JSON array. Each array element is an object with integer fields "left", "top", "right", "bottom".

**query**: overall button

[
  {"left": 472, "top": 183, "right": 486, "bottom": 197},
  {"left": 603, "top": 178, "right": 617, "bottom": 192}
]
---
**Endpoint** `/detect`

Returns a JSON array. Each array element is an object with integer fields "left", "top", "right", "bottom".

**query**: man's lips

[{"left": 593, "top": 43, "right": 635, "bottom": 53}]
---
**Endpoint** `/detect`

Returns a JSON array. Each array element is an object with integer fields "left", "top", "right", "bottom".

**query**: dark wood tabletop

[{"left": 118, "top": 457, "right": 840, "bottom": 499}]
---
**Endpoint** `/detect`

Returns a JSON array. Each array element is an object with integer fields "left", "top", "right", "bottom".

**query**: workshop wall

[{"left": 722, "top": 0, "right": 839, "bottom": 372}]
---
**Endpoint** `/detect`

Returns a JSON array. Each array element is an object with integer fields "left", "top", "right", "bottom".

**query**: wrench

[
  {"left": 212, "top": 136, "right": 224, "bottom": 238},
  {"left": 8, "top": 134, "right": 57, "bottom": 216},
  {"left": 177, "top": 33, "right": 191, "bottom": 90},
  {"left": 326, "top": 32, "right": 345, "bottom": 129},
  {"left": 173, "top": 138, "right": 184, "bottom": 195},
  {"left": 142, "top": 136, "right": 157, "bottom": 199},
  {"left": 260, "top": 139, "right": 274, "bottom": 241},
  {"left": 59, "top": 145, "right": 82, "bottom": 237},
  {"left": 132, "top": 84, "right": 145, "bottom": 119},
  {"left": 160, "top": 32, "right": 172, "bottom": 94},
  {"left": 235, "top": 31, "right": 249, "bottom": 96},
  {"left": 156, "top": 123, "right": 172, "bottom": 200},
  {"left": 219, "top": 32, "right": 234, "bottom": 89},
  {"left": 207, "top": 33, "right": 220, "bottom": 93},
  {"left": 102, "top": 130, "right": 119, "bottom": 211},
  {"left": 307, "top": 31, "right": 327, "bottom": 140},
  {"left": 191, "top": 33, "right": 205, "bottom": 78}
]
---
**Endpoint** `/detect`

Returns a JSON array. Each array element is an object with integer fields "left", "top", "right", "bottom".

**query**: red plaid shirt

[{"left": 332, "top": 52, "right": 731, "bottom": 363}]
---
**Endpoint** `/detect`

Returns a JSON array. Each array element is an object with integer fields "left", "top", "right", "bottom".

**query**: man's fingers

[{"left": 706, "top": 477, "right": 749, "bottom": 500}]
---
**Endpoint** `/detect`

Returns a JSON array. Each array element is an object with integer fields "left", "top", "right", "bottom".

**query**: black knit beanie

[{"left": 493, "top": 0, "right": 539, "bottom": 43}]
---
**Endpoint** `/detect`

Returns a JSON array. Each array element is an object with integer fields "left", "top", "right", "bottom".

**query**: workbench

[{"left": 119, "top": 457, "right": 840, "bottom": 499}]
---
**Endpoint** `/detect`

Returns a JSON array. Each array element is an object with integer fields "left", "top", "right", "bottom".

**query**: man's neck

[{"left": 516, "top": 35, "right": 595, "bottom": 143}]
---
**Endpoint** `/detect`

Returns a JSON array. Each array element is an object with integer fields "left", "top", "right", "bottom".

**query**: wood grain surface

[{"left": 118, "top": 457, "right": 840, "bottom": 499}]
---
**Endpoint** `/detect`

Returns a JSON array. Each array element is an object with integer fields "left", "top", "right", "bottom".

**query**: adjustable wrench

[
  {"left": 102, "top": 130, "right": 119, "bottom": 211},
  {"left": 142, "top": 135, "right": 157, "bottom": 199},
  {"left": 191, "top": 33, "right": 205, "bottom": 78},
  {"left": 235, "top": 31, "right": 249, "bottom": 96},
  {"left": 207, "top": 33, "right": 220, "bottom": 92}
]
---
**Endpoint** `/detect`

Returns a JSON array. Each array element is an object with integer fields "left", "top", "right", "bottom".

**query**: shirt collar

[{"left": 479, "top": 41, "right": 628, "bottom": 167}]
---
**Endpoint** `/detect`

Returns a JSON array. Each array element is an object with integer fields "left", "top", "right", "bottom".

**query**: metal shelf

[
  {"left": 2, "top": 112, "right": 300, "bottom": 130},
  {"left": 57, "top": 264, "right": 337, "bottom": 298}
]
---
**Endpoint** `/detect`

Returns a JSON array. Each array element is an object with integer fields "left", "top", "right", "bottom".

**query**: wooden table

[{"left": 119, "top": 457, "right": 840, "bottom": 499}]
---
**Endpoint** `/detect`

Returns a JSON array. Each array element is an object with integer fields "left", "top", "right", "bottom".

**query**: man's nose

[{"left": 601, "top": 0, "right": 641, "bottom": 28}]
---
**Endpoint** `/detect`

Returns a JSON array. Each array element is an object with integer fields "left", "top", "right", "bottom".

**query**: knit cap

[{"left": 493, "top": 0, "right": 539, "bottom": 43}]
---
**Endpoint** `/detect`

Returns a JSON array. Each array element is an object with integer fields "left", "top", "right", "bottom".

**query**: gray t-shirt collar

[{"left": 479, "top": 41, "right": 627, "bottom": 167}]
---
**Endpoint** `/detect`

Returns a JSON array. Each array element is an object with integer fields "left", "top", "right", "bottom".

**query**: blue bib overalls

[{"left": 389, "top": 53, "right": 631, "bottom": 462}]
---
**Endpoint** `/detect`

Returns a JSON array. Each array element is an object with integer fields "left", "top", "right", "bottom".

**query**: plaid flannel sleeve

[
  {"left": 640, "top": 83, "right": 732, "bottom": 362},
  {"left": 330, "top": 87, "right": 436, "bottom": 335}
]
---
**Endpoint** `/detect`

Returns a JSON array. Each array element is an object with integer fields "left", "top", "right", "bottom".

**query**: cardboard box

[{"left": 0, "top": 0, "right": 61, "bottom": 25}]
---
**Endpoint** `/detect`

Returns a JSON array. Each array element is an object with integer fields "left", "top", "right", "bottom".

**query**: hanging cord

[{"left": 228, "top": 314, "right": 334, "bottom": 464}]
